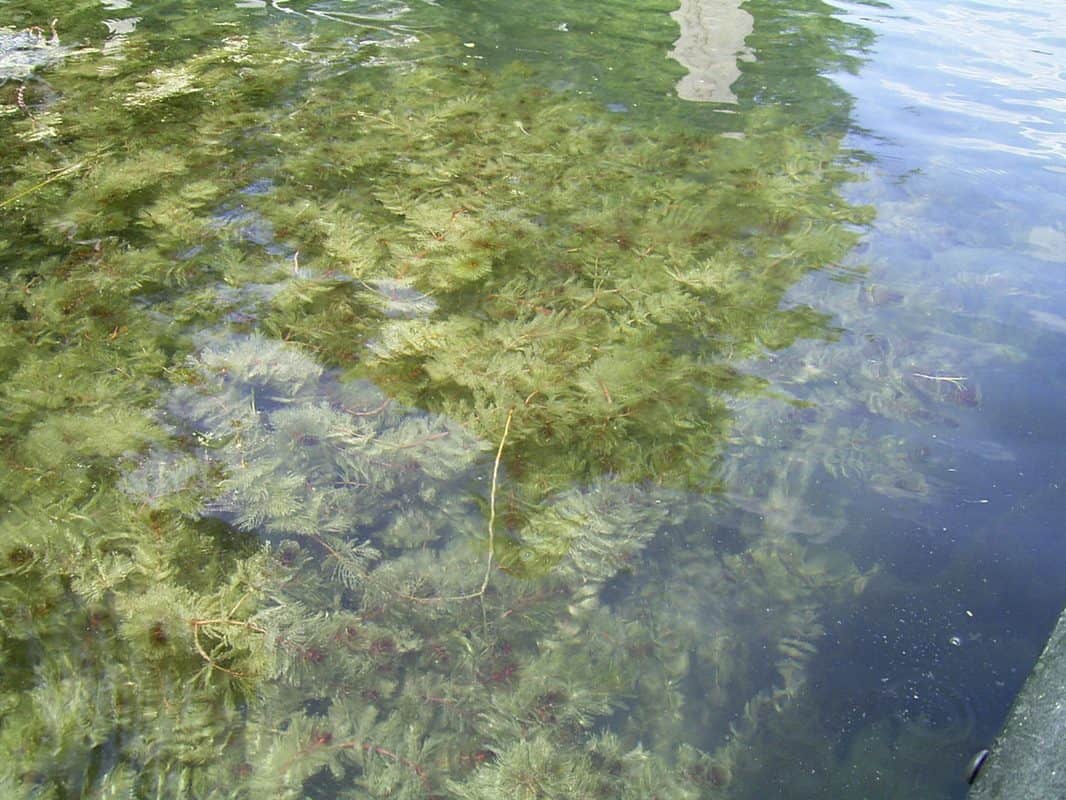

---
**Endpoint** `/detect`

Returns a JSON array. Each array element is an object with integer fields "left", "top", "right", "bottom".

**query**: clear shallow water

[
  {"left": 0, "top": 0, "right": 1063, "bottom": 797},
  {"left": 734, "top": 0, "right": 1066, "bottom": 795}
]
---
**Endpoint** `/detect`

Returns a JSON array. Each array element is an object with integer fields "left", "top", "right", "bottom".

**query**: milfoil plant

[{"left": 0, "top": 1, "right": 879, "bottom": 797}]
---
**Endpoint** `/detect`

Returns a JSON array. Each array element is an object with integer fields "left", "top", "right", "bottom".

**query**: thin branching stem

[{"left": 401, "top": 407, "right": 514, "bottom": 605}]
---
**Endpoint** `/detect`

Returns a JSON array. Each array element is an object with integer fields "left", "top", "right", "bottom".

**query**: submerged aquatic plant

[{"left": 0, "top": 0, "right": 885, "bottom": 797}]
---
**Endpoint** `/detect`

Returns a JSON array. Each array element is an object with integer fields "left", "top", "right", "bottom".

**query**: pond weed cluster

[{"left": 0, "top": 1, "right": 895, "bottom": 798}]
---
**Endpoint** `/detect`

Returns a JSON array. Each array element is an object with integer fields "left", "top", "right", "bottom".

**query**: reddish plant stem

[
  {"left": 338, "top": 741, "right": 431, "bottom": 788},
  {"left": 276, "top": 736, "right": 430, "bottom": 790}
]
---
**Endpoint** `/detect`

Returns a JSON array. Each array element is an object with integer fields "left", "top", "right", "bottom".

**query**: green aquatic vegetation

[
  {"left": 713, "top": 262, "right": 1028, "bottom": 530},
  {"left": 160, "top": 334, "right": 485, "bottom": 553},
  {"left": 246, "top": 56, "right": 869, "bottom": 502},
  {"left": 84, "top": 337, "right": 711, "bottom": 795},
  {"left": 0, "top": 1, "right": 884, "bottom": 797}
]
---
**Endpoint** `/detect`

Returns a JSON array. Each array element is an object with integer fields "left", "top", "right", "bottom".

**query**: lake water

[{"left": 1, "top": 0, "right": 1063, "bottom": 798}]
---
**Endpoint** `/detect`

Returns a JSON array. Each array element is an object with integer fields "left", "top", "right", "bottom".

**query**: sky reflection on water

[{"left": 731, "top": 0, "right": 1065, "bottom": 796}]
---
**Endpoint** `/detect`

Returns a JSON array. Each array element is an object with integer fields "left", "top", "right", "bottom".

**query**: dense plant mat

[{"left": 0, "top": 1, "right": 885, "bottom": 797}]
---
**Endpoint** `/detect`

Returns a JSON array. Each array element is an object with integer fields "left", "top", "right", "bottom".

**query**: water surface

[{"left": 0, "top": 0, "right": 1063, "bottom": 798}]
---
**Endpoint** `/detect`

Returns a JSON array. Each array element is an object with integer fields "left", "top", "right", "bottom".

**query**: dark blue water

[{"left": 730, "top": 0, "right": 1066, "bottom": 795}]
